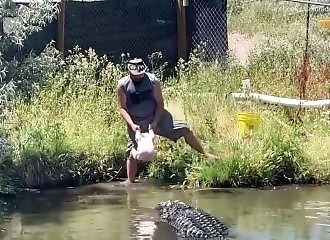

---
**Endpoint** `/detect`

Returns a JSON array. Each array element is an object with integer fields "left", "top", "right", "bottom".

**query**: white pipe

[
  {"left": 12, "top": 0, "right": 61, "bottom": 3},
  {"left": 231, "top": 92, "right": 330, "bottom": 109},
  {"left": 282, "top": 0, "right": 330, "bottom": 7}
]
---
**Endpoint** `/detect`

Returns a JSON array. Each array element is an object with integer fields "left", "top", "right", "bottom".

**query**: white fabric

[{"left": 131, "top": 127, "right": 157, "bottom": 162}]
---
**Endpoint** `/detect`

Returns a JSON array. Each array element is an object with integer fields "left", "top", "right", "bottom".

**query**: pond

[{"left": 0, "top": 181, "right": 329, "bottom": 240}]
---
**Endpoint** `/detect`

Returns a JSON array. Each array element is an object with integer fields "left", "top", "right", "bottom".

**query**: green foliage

[
  {"left": 227, "top": 0, "right": 330, "bottom": 99},
  {"left": 0, "top": 0, "right": 59, "bottom": 47},
  {"left": 0, "top": 6, "right": 61, "bottom": 197},
  {"left": 150, "top": 29, "right": 329, "bottom": 188},
  {"left": 7, "top": 43, "right": 63, "bottom": 100},
  {"left": 228, "top": 0, "right": 243, "bottom": 16},
  {"left": 184, "top": 115, "right": 315, "bottom": 188},
  {"left": 0, "top": 0, "right": 329, "bottom": 193},
  {"left": 0, "top": 135, "right": 21, "bottom": 194},
  {"left": 2, "top": 47, "right": 128, "bottom": 189},
  {"left": 0, "top": 0, "right": 60, "bottom": 119},
  {"left": 18, "top": 152, "right": 125, "bottom": 189},
  {"left": 18, "top": 121, "right": 70, "bottom": 157},
  {"left": 147, "top": 139, "right": 202, "bottom": 184},
  {"left": 1, "top": 42, "right": 329, "bottom": 190}
]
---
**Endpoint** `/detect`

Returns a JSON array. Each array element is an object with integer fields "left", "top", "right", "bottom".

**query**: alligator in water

[{"left": 155, "top": 200, "right": 230, "bottom": 240}]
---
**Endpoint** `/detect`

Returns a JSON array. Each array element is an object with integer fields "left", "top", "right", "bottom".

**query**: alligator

[{"left": 155, "top": 200, "right": 230, "bottom": 240}]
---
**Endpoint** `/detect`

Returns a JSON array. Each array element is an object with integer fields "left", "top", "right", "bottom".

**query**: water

[{"left": 0, "top": 181, "right": 330, "bottom": 240}]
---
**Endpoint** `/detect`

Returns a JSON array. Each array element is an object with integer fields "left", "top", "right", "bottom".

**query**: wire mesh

[
  {"left": 2, "top": 0, "right": 230, "bottom": 68},
  {"left": 64, "top": 0, "right": 229, "bottom": 65},
  {"left": 187, "top": 0, "right": 228, "bottom": 62},
  {"left": 226, "top": 0, "right": 330, "bottom": 100},
  {"left": 64, "top": 0, "right": 178, "bottom": 65}
]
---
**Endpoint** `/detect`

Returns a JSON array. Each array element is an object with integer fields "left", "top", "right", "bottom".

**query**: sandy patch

[
  {"left": 228, "top": 31, "right": 264, "bottom": 66},
  {"left": 164, "top": 99, "right": 187, "bottom": 121}
]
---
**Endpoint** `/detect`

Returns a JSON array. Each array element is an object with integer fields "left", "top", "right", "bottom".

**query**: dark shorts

[{"left": 126, "top": 110, "right": 189, "bottom": 154}]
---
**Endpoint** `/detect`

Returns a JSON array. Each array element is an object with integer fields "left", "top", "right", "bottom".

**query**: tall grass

[
  {"left": 147, "top": 0, "right": 330, "bottom": 187},
  {"left": 150, "top": 52, "right": 328, "bottom": 188},
  {"left": 2, "top": 48, "right": 129, "bottom": 189},
  {"left": 0, "top": 1, "right": 329, "bottom": 192},
  {"left": 228, "top": 0, "right": 330, "bottom": 99},
  {"left": 1, "top": 44, "right": 329, "bottom": 190}
]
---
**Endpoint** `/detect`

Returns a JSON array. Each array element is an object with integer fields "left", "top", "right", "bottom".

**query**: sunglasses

[{"left": 128, "top": 63, "right": 146, "bottom": 72}]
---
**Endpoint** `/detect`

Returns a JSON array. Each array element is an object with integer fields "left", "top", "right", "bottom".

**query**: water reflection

[
  {"left": 0, "top": 182, "right": 329, "bottom": 240},
  {"left": 191, "top": 185, "right": 330, "bottom": 240},
  {"left": 125, "top": 185, "right": 178, "bottom": 240},
  {"left": 126, "top": 185, "right": 157, "bottom": 239}
]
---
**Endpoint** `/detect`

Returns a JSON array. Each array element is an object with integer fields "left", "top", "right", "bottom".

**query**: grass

[
  {"left": 0, "top": 1, "right": 329, "bottom": 194},
  {"left": 1, "top": 48, "right": 129, "bottom": 191},
  {"left": 148, "top": 0, "right": 330, "bottom": 187},
  {"left": 157, "top": 55, "right": 329, "bottom": 188},
  {"left": 228, "top": 0, "right": 330, "bottom": 98}
]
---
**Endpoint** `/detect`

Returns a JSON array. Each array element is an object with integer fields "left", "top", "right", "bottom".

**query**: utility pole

[
  {"left": 176, "top": 0, "right": 188, "bottom": 61},
  {"left": 56, "top": 0, "right": 66, "bottom": 54}
]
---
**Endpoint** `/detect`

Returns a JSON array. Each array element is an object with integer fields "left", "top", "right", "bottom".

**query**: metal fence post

[
  {"left": 56, "top": 0, "right": 66, "bottom": 55},
  {"left": 177, "top": 0, "right": 188, "bottom": 60}
]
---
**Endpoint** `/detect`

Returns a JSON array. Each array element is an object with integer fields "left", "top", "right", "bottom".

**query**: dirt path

[{"left": 228, "top": 31, "right": 264, "bottom": 66}]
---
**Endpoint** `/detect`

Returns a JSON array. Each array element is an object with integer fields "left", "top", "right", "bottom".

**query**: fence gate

[{"left": 186, "top": 0, "right": 228, "bottom": 63}]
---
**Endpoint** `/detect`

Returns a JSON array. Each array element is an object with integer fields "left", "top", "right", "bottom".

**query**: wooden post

[
  {"left": 56, "top": 0, "right": 66, "bottom": 54},
  {"left": 176, "top": 0, "right": 188, "bottom": 60}
]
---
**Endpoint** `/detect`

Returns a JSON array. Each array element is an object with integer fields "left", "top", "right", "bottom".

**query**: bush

[{"left": 0, "top": 135, "right": 21, "bottom": 194}]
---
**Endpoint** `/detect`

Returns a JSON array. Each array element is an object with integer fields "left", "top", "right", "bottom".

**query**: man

[{"left": 117, "top": 58, "right": 214, "bottom": 184}]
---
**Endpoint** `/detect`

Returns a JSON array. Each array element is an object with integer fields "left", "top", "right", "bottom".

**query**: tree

[
  {"left": 0, "top": 0, "right": 60, "bottom": 195},
  {"left": 0, "top": 0, "right": 60, "bottom": 107}
]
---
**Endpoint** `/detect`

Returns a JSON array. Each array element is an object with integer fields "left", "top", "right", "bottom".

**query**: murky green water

[{"left": 0, "top": 181, "right": 329, "bottom": 240}]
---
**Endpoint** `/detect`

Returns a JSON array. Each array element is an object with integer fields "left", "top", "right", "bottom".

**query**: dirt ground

[{"left": 228, "top": 31, "right": 264, "bottom": 66}]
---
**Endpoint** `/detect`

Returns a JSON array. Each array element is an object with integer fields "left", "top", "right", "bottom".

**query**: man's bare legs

[
  {"left": 126, "top": 155, "right": 137, "bottom": 183},
  {"left": 183, "top": 129, "right": 217, "bottom": 158},
  {"left": 125, "top": 129, "right": 217, "bottom": 184}
]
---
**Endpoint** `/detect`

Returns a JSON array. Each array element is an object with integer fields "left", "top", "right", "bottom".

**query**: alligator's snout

[{"left": 156, "top": 200, "right": 229, "bottom": 240}]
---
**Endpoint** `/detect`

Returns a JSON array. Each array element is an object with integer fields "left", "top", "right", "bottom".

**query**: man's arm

[
  {"left": 152, "top": 80, "right": 165, "bottom": 125},
  {"left": 117, "top": 84, "right": 135, "bottom": 128}
]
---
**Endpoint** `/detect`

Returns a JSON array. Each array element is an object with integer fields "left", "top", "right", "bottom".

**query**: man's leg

[
  {"left": 183, "top": 129, "right": 218, "bottom": 158},
  {"left": 156, "top": 110, "right": 217, "bottom": 158},
  {"left": 125, "top": 131, "right": 138, "bottom": 183},
  {"left": 126, "top": 154, "right": 137, "bottom": 183},
  {"left": 182, "top": 129, "right": 205, "bottom": 154}
]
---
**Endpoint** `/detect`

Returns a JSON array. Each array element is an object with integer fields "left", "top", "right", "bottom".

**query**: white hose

[{"left": 231, "top": 92, "right": 330, "bottom": 109}]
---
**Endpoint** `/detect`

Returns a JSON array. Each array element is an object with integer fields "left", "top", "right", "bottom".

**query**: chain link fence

[
  {"left": 64, "top": 0, "right": 178, "bottom": 66},
  {"left": 226, "top": 0, "right": 330, "bottom": 99},
  {"left": 64, "top": 0, "right": 228, "bottom": 65},
  {"left": 3, "top": 0, "right": 229, "bottom": 69},
  {"left": 187, "top": 0, "right": 228, "bottom": 63}
]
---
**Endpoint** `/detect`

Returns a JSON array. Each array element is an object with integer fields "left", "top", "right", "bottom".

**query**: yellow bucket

[
  {"left": 237, "top": 112, "right": 261, "bottom": 137},
  {"left": 318, "top": 19, "right": 330, "bottom": 29}
]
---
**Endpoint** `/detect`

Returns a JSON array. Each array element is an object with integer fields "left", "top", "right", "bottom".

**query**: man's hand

[{"left": 130, "top": 123, "right": 140, "bottom": 132}]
